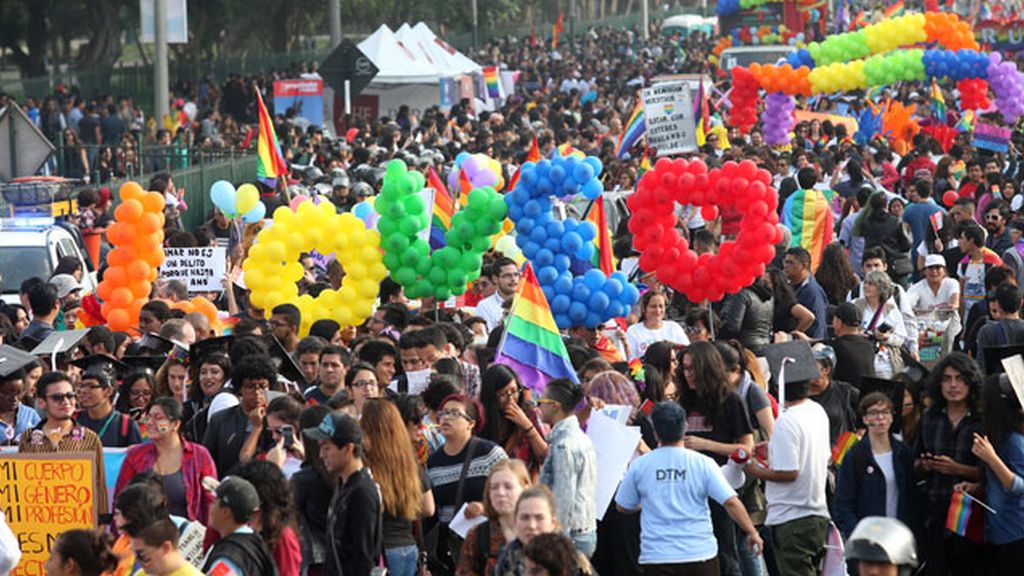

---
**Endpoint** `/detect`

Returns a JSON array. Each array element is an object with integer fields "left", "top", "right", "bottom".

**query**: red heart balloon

[{"left": 629, "top": 159, "right": 780, "bottom": 302}]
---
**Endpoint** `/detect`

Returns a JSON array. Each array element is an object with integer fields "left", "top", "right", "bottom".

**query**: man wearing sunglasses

[{"left": 18, "top": 371, "right": 109, "bottom": 518}]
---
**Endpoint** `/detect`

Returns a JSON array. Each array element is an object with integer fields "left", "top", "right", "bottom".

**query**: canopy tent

[
  {"left": 357, "top": 24, "right": 443, "bottom": 85},
  {"left": 398, "top": 23, "right": 482, "bottom": 76}
]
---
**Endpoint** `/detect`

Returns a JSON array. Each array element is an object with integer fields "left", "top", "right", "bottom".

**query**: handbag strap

[
  {"left": 453, "top": 437, "right": 480, "bottom": 511},
  {"left": 867, "top": 303, "right": 885, "bottom": 332}
]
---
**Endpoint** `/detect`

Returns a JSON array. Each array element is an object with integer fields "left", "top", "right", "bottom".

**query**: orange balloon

[
  {"left": 104, "top": 265, "right": 129, "bottom": 287},
  {"left": 107, "top": 308, "right": 132, "bottom": 332},
  {"left": 119, "top": 182, "right": 144, "bottom": 203},
  {"left": 101, "top": 301, "right": 113, "bottom": 319},
  {"left": 115, "top": 199, "right": 144, "bottom": 223},
  {"left": 129, "top": 280, "right": 152, "bottom": 299},
  {"left": 142, "top": 248, "right": 165, "bottom": 268},
  {"left": 96, "top": 281, "right": 113, "bottom": 302},
  {"left": 173, "top": 301, "right": 196, "bottom": 314},
  {"left": 142, "top": 192, "right": 165, "bottom": 214},
  {"left": 129, "top": 299, "right": 146, "bottom": 322},
  {"left": 148, "top": 268, "right": 159, "bottom": 283},
  {"left": 137, "top": 213, "right": 162, "bottom": 234},
  {"left": 127, "top": 260, "right": 151, "bottom": 282},
  {"left": 106, "top": 246, "right": 133, "bottom": 267},
  {"left": 110, "top": 287, "right": 134, "bottom": 308}
]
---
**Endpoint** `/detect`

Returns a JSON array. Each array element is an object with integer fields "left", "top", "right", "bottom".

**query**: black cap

[
  {"left": 303, "top": 412, "right": 363, "bottom": 446},
  {"left": 189, "top": 335, "right": 233, "bottom": 366},
  {"left": 212, "top": 476, "right": 261, "bottom": 523},
  {"left": 829, "top": 302, "right": 861, "bottom": 327},
  {"left": 764, "top": 341, "right": 820, "bottom": 387},
  {"left": 30, "top": 328, "right": 91, "bottom": 358},
  {"left": 264, "top": 335, "right": 306, "bottom": 385},
  {"left": 137, "top": 333, "right": 177, "bottom": 355},
  {"left": 859, "top": 376, "right": 906, "bottom": 432},
  {"left": 70, "top": 355, "right": 128, "bottom": 386},
  {"left": 0, "top": 345, "right": 38, "bottom": 382},
  {"left": 121, "top": 355, "right": 168, "bottom": 373}
]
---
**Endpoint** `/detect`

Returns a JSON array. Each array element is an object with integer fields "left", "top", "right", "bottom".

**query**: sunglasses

[{"left": 47, "top": 393, "right": 77, "bottom": 403}]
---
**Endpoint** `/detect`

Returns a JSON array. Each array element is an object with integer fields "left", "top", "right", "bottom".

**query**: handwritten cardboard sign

[
  {"left": 159, "top": 247, "right": 227, "bottom": 292},
  {"left": 0, "top": 453, "right": 98, "bottom": 576},
  {"left": 642, "top": 81, "right": 697, "bottom": 156}
]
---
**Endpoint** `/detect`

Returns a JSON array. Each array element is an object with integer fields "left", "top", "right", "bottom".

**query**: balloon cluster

[
  {"left": 763, "top": 93, "right": 796, "bottom": 146},
  {"left": 731, "top": 24, "right": 800, "bottom": 46},
  {"left": 243, "top": 201, "right": 386, "bottom": 333},
  {"left": 97, "top": 183, "right": 166, "bottom": 332},
  {"left": 627, "top": 159, "right": 781, "bottom": 303},
  {"left": 957, "top": 78, "right": 992, "bottom": 111},
  {"left": 922, "top": 12, "right": 978, "bottom": 51},
  {"left": 170, "top": 297, "right": 221, "bottom": 333},
  {"left": 716, "top": 0, "right": 782, "bottom": 17},
  {"left": 376, "top": 160, "right": 507, "bottom": 300},
  {"left": 447, "top": 153, "right": 504, "bottom": 193},
  {"left": 786, "top": 49, "right": 815, "bottom": 69},
  {"left": 506, "top": 154, "right": 638, "bottom": 329},
  {"left": 210, "top": 181, "right": 267, "bottom": 223},
  {"left": 922, "top": 49, "right": 990, "bottom": 81},
  {"left": 807, "top": 29, "right": 872, "bottom": 66},
  {"left": 750, "top": 64, "right": 812, "bottom": 96},
  {"left": 729, "top": 67, "right": 761, "bottom": 134},
  {"left": 987, "top": 53, "right": 1024, "bottom": 124}
]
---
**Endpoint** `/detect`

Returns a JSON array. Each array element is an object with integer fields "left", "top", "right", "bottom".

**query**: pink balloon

[{"left": 290, "top": 195, "right": 310, "bottom": 211}]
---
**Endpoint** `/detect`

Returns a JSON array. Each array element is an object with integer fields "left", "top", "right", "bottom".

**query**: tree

[{"left": 0, "top": 0, "right": 51, "bottom": 78}]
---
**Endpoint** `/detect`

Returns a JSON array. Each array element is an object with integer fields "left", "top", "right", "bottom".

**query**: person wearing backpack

[
  {"left": 975, "top": 283, "right": 1024, "bottom": 374},
  {"left": 72, "top": 356, "right": 142, "bottom": 448}
]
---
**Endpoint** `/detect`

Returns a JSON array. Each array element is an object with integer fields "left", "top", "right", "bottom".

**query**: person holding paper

[
  {"left": 457, "top": 460, "right": 531, "bottom": 576},
  {"left": 616, "top": 401, "right": 763, "bottom": 576}
]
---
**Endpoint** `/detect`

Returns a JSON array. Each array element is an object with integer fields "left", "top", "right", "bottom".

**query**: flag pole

[{"left": 278, "top": 174, "right": 291, "bottom": 203}]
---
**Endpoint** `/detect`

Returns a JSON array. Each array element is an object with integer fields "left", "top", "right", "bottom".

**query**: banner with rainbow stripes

[{"left": 483, "top": 66, "right": 501, "bottom": 99}]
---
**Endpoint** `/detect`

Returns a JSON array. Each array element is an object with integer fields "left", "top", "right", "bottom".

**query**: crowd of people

[{"left": 2, "top": 9, "right": 1024, "bottom": 576}]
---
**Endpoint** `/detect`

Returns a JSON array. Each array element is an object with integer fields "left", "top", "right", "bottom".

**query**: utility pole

[
  {"left": 329, "top": 0, "right": 342, "bottom": 48},
  {"left": 471, "top": 0, "right": 479, "bottom": 49},
  {"left": 642, "top": 0, "right": 650, "bottom": 41},
  {"left": 154, "top": 0, "right": 170, "bottom": 125}
]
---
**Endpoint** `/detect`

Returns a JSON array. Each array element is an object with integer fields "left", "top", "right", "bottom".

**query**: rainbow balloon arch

[{"left": 726, "top": 12, "right": 1024, "bottom": 145}]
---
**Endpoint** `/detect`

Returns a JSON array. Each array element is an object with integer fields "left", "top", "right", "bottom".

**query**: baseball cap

[
  {"left": 812, "top": 344, "right": 837, "bottom": 368},
  {"left": 924, "top": 254, "right": 946, "bottom": 268},
  {"left": 211, "top": 476, "right": 261, "bottom": 523},
  {"left": 303, "top": 412, "right": 363, "bottom": 446},
  {"left": 830, "top": 302, "right": 861, "bottom": 327},
  {"left": 49, "top": 274, "right": 82, "bottom": 299}
]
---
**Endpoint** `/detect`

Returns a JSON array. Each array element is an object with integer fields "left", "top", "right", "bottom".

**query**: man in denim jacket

[{"left": 539, "top": 378, "right": 598, "bottom": 557}]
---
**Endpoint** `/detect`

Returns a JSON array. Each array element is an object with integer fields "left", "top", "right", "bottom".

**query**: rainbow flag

[
  {"left": 427, "top": 167, "right": 454, "bottom": 249},
  {"left": 584, "top": 197, "right": 615, "bottom": 276},
  {"left": 616, "top": 99, "right": 646, "bottom": 159},
  {"left": 458, "top": 168, "right": 473, "bottom": 209},
  {"left": 255, "top": 87, "right": 289, "bottom": 179},
  {"left": 883, "top": 0, "right": 905, "bottom": 18},
  {"left": 781, "top": 188, "right": 835, "bottom": 271},
  {"left": 638, "top": 149, "right": 651, "bottom": 180},
  {"left": 957, "top": 110, "right": 976, "bottom": 133},
  {"left": 506, "top": 137, "right": 541, "bottom": 192},
  {"left": 831, "top": 431, "right": 858, "bottom": 466},
  {"left": 695, "top": 77, "right": 710, "bottom": 147},
  {"left": 946, "top": 491, "right": 985, "bottom": 542},
  {"left": 930, "top": 79, "right": 947, "bottom": 121},
  {"left": 552, "top": 14, "right": 564, "bottom": 50},
  {"left": 483, "top": 66, "right": 501, "bottom": 99},
  {"left": 493, "top": 263, "right": 579, "bottom": 395}
]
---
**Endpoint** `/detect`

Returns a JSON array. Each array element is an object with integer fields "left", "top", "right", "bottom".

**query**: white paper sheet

[
  {"left": 448, "top": 502, "right": 488, "bottom": 538},
  {"left": 586, "top": 411, "right": 642, "bottom": 520}
]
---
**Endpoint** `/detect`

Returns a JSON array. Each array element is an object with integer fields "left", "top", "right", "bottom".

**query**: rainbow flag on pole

[
  {"left": 831, "top": 431, "right": 858, "bottom": 466},
  {"left": 883, "top": 0, "right": 905, "bottom": 18},
  {"left": 255, "top": 88, "right": 289, "bottom": 179},
  {"left": 930, "top": 79, "right": 947, "bottom": 121},
  {"left": 427, "top": 167, "right": 454, "bottom": 249},
  {"left": 946, "top": 491, "right": 985, "bottom": 542},
  {"left": 483, "top": 66, "right": 501, "bottom": 99},
  {"left": 494, "top": 263, "right": 579, "bottom": 395},
  {"left": 695, "top": 77, "right": 710, "bottom": 147},
  {"left": 507, "top": 137, "right": 542, "bottom": 192},
  {"left": 615, "top": 99, "right": 646, "bottom": 159},
  {"left": 781, "top": 188, "right": 835, "bottom": 271},
  {"left": 584, "top": 197, "right": 616, "bottom": 276}
]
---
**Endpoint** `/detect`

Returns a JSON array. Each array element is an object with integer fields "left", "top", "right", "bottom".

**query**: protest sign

[
  {"left": 159, "top": 247, "right": 227, "bottom": 292},
  {"left": 586, "top": 411, "right": 641, "bottom": 520},
  {"left": 792, "top": 110, "right": 859, "bottom": 135},
  {"left": 642, "top": 82, "right": 697, "bottom": 156},
  {"left": 973, "top": 122, "right": 1012, "bottom": 153},
  {"left": 0, "top": 453, "right": 99, "bottom": 576},
  {"left": 274, "top": 79, "right": 325, "bottom": 127}
]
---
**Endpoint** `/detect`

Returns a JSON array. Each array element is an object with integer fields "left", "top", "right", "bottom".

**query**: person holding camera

[
  {"left": 853, "top": 270, "right": 910, "bottom": 379},
  {"left": 239, "top": 395, "right": 306, "bottom": 480}
]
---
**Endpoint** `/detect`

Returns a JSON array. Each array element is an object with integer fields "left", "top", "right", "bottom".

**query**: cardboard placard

[
  {"left": 159, "top": 247, "right": 227, "bottom": 292},
  {"left": 641, "top": 81, "right": 697, "bottom": 156},
  {"left": 0, "top": 452, "right": 99, "bottom": 576}
]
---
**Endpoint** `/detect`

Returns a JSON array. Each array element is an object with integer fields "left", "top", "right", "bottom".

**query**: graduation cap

[
  {"left": 859, "top": 376, "right": 906, "bottom": 433},
  {"left": 764, "top": 341, "right": 819, "bottom": 385},
  {"left": 983, "top": 344, "right": 1024, "bottom": 376},
  {"left": 121, "top": 356, "right": 168, "bottom": 374},
  {"left": 0, "top": 345, "right": 39, "bottom": 383},
  {"left": 30, "top": 329, "right": 91, "bottom": 364},
  {"left": 263, "top": 335, "right": 306, "bottom": 386},
  {"left": 189, "top": 336, "right": 233, "bottom": 366},
  {"left": 137, "top": 333, "right": 178, "bottom": 356},
  {"left": 70, "top": 355, "right": 128, "bottom": 387},
  {"left": 998, "top": 355, "right": 1024, "bottom": 410}
]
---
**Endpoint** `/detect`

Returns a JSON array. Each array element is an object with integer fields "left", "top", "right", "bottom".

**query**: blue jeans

[
  {"left": 385, "top": 544, "right": 419, "bottom": 576},
  {"left": 734, "top": 523, "right": 767, "bottom": 576},
  {"left": 572, "top": 531, "right": 597, "bottom": 559}
]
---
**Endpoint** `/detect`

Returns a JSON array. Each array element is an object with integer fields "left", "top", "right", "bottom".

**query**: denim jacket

[{"left": 540, "top": 415, "right": 597, "bottom": 535}]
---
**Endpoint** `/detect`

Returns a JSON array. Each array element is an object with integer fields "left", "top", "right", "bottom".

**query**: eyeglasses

[
  {"left": 143, "top": 412, "right": 171, "bottom": 423},
  {"left": 985, "top": 214, "right": 1003, "bottom": 221},
  {"left": 864, "top": 409, "right": 893, "bottom": 418},
  {"left": 350, "top": 379, "right": 378, "bottom": 389},
  {"left": 75, "top": 384, "right": 105, "bottom": 392},
  {"left": 537, "top": 398, "right": 558, "bottom": 406},
  {"left": 47, "top": 393, "right": 77, "bottom": 403},
  {"left": 438, "top": 409, "right": 471, "bottom": 420},
  {"left": 496, "top": 388, "right": 520, "bottom": 400},
  {"left": 130, "top": 389, "right": 152, "bottom": 398}
]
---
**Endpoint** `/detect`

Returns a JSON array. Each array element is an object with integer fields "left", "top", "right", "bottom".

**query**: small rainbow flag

[
  {"left": 946, "top": 491, "right": 986, "bottom": 542},
  {"left": 584, "top": 197, "right": 615, "bottom": 276},
  {"left": 882, "top": 0, "right": 905, "bottom": 18},
  {"left": 831, "top": 431, "right": 858, "bottom": 466},
  {"left": 493, "top": 263, "right": 579, "bottom": 395},
  {"left": 930, "top": 79, "right": 947, "bottom": 121},
  {"left": 428, "top": 167, "right": 453, "bottom": 249},
  {"left": 483, "top": 66, "right": 501, "bottom": 99},
  {"left": 458, "top": 168, "right": 473, "bottom": 209},
  {"left": 255, "top": 87, "right": 289, "bottom": 180},
  {"left": 695, "top": 76, "right": 710, "bottom": 147},
  {"left": 956, "top": 110, "right": 976, "bottom": 133},
  {"left": 781, "top": 188, "right": 835, "bottom": 271},
  {"left": 616, "top": 99, "right": 646, "bottom": 159},
  {"left": 507, "top": 137, "right": 541, "bottom": 192}
]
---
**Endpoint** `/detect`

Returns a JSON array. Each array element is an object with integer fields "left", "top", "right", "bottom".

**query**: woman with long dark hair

[
  {"left": 676, "top": 341, "right": 754, "bottom": 576},
  {"left": 44, "top": 529, "right": 118, "bottom": 576},
  {"left": 183, "top": 351, "right": 230, "bottom": 440},
  {"left": 235, "top": 460, "right": 302, "bottom": 576},
  {"left": 816, "top": 242, "right": 861, "bottom": 306},
  {"left": 478, "top": 365, "right": 548, "bottom": 479},
  {"left": 642, "top": 341, "right": 679, "bottom": 402},
  {"left": 361, "top": 399, "right": 434, "bottom": 576},
  {"left": 115, "top": 369, "right": 154, "bottom": 422}
]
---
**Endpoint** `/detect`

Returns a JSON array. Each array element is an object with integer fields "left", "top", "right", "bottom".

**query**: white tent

[
  {"left": 357, "top": 24, "right": 443, "bottom": 85},
  {"left": 403, "top": 22, "right": 482, "bottom": 76}
]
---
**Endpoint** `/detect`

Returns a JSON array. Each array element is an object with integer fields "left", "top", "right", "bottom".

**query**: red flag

[
  {"left": 526, "top": 136, "right": 542, "bottom": 162},
  {"left": 427, "top": 166, "right": 450, "bottom": 201},
  {"left": 459, "top": 168, "right": 473, "bottom": 208},
  {"left": 530, "top": 26, "right": 538, "bottom": 49},
  {"left": 552, "top": 14, "right": 564, "bottom": 49}
]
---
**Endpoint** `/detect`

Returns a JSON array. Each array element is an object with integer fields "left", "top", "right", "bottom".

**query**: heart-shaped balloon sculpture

[
  {"left": 506, "top": 153, "right": 639, "bottom": 329},
  {"left": 627, "top": 158, "right": 782, "bottom": 302}
]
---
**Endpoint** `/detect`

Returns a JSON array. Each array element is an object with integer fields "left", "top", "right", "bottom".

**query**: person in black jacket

[
  {"left": 717, "top": 278, "right": 774, "bottom": 355},
  {"left": 305, "top": 411, "right": 382, "bottom": 576},
  {"left": 202, "top": 476, "right": 279, "bottom": 576},
  {"left": 859, "top": 192, "right": 912, "bottom": 286}
]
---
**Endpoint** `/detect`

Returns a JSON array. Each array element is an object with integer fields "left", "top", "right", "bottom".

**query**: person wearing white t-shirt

[
  {"left": 745, "top": 373, "right": 830, "bottom": 576},
  {"left": 625, "top": 291, "right": 689, "bottom": 361},
  {"left": 616, "top": 401, "right": 763, "bottom": 573},
  {"left": 477, "top": 257, "right": 520, "bottom": 332},
  {"left": 907, "top": 254, "right": 961, "bottom": 312}
]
